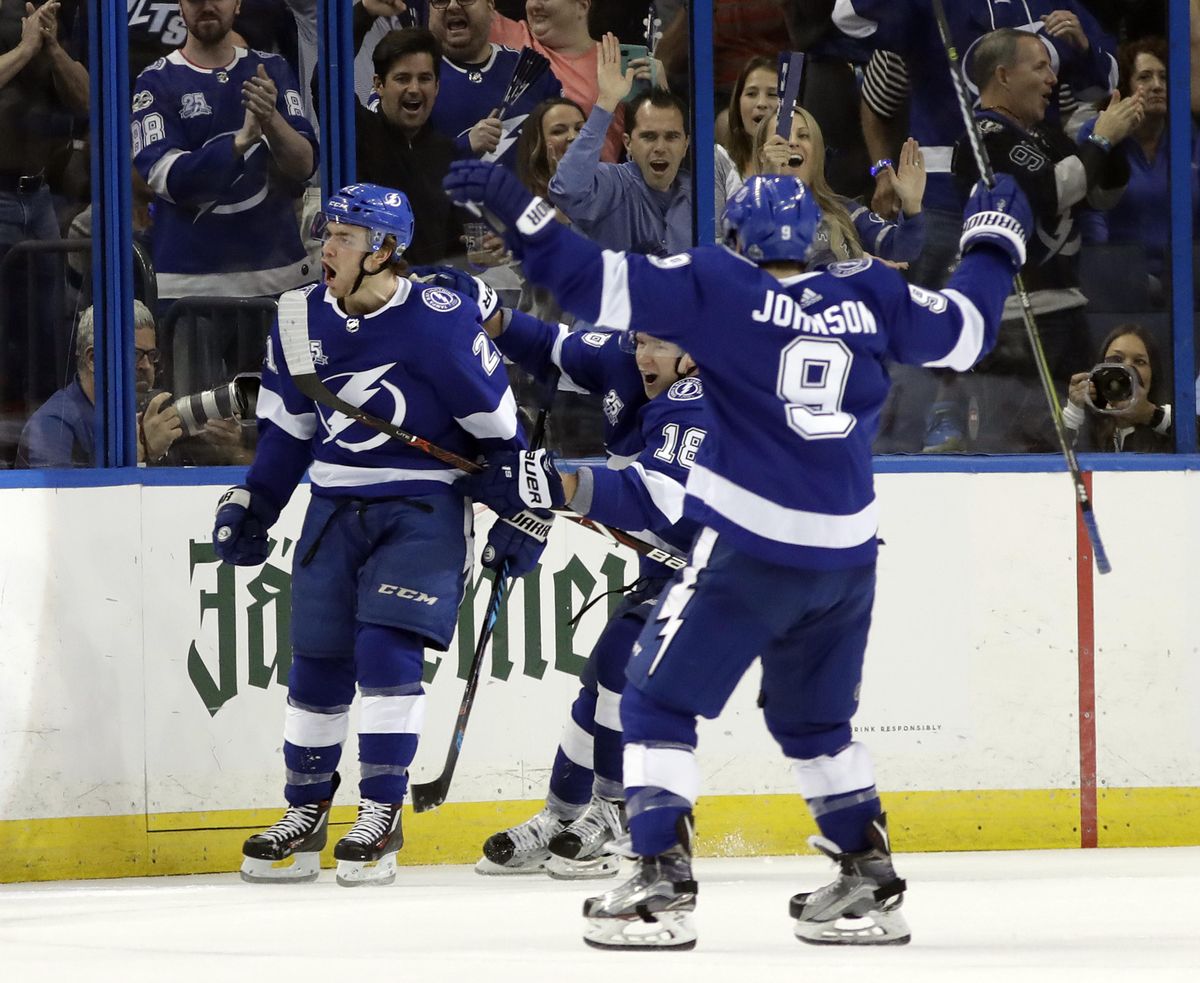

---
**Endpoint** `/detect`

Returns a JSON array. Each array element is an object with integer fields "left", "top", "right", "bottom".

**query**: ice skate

[
  {"left": 240, "top": 772, "right": 340, "bottom": 883},
  {"left": 475, "top": 805, "right": 569, "bottom": 875},
  {"left": 581, "top": 815, "right": 697, "bottom": 950},
  {"left": 790, "top": 813, "right": 911, "bottom": 946},
  {"left": 334, "top": 798, "right": 404, "bottom": 887},
  {"left": 546, "top": 796, "right": 626, "bottom": 880}
]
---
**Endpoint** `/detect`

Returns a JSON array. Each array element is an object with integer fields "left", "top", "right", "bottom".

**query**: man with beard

[
  {"left": 424, "top": 0, "right": 563, "bottom": 167},
  {"left": 131, "top": 0, "right": 316, "bottom": 304}
]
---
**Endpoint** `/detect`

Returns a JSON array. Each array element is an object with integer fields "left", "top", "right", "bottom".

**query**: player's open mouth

[
  {"left": 641, "top": 372, "right": 658, "bottom": 387},
  {"left": 322, "top": 263, "right": 336, "bottom": 283}
]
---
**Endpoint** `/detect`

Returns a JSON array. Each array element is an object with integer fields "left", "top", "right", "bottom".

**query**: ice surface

[{"left": 1, "top": 848, "right": 1197, "bottom": 982}]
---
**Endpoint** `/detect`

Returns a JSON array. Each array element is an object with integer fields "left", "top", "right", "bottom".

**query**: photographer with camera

[
  {"left": 16, "top": 300, "right": 256, "bottom": 467},
  {"left": 1063, "top": 323, "right": 1173, "bottom": 452}
]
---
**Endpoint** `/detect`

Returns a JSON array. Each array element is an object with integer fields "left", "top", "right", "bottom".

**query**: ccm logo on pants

[{"left": 377, "top": 584, "right": 439, "bottom": 605}]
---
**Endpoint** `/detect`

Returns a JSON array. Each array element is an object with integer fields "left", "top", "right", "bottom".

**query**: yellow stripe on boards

[{"left": 2, "top": 789, "right": 1197, "bottom": 883}]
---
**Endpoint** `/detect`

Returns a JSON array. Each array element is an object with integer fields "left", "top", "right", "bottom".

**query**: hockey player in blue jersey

[
  {"left": 459, "top": 310, "right": 707, "bottom": 878},
  {"left": 212, "top": 183, "right": 548, "bottom": 887},
  {"left": 443, "top": 159, "right": 1031, "bottom": 947},
  {"left": 132, "top": 0, "right": 317, "bottom": 302}
]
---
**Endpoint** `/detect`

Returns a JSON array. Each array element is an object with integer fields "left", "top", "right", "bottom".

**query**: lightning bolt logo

[
  {"left": 482, "top": 114, "right": 529, "bottom": 164},
  {"left": 320, "top": 364, "right": 405, "bottom": 452}
]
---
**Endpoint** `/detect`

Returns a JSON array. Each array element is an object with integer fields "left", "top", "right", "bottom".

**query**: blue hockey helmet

[
  {"left": 722, "top": 175, "right": 822, "bottom": 264},
  {"left": 313, "top": 183, "right": 414, "bottom": 260}
]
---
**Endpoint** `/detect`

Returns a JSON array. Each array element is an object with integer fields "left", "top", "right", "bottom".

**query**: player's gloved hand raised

[
  {"left": 481, "top": 508, "right": 555, "bottom": 578},
  {"left": 960, "top": 174, "right": 1033, "bottom": 270},
  {"left": 213, "top": 485, "right": 281, "bottom": 566},
  {"left": 409, "top": 265, "right": 500, "bottom": 323},
  {"left": 458, "top": 449, "right": 566, "bottom": 516},
  {"left": 443, "top": 161, "right": 556, "bottom": 240}
]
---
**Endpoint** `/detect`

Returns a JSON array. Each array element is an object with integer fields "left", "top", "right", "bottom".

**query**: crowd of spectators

[{"left": 0, "top": 0, "right": 1189, "bottom": 468}]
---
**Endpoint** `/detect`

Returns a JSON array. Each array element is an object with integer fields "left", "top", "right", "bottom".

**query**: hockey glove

[
  {"left": 410, "top": 265, "right": 500, "bottom": 323},
  {"left": 960, "top": 174, "right": 1032, "bottom": 269},
  {"left": 213, "top": 485, "right": 281, "bottom": 566},
  {"left": 458, "top": 449, "right": 566, "bottom": 516},
  {"left": 443, "top": 161, "right": 557, "bottom": 241},
  {"left": 481, "top": 508, "right": 555, "bottom": 578}
]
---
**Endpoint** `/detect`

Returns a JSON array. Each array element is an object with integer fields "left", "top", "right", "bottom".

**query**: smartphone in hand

[{"left": 619, "top": 43, "right": 652, "bottom": 103}]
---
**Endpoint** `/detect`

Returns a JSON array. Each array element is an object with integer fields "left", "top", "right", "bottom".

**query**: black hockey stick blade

[
  {"left": 929, "top": 0, "right": 1111, "bottom": 573},
  {"left": 410, "top": 370, "right": 560, "bottom": 812},
  {"left": 562, "top": 514, "right": 687, "bottom": 571}
]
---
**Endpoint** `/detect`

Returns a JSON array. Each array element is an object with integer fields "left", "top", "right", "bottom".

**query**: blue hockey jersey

[
  {"left": 132, "top": 47, "right": 317, "bottom": 299},
  {"left": 494, "top": 311, "right": 646, "bottom": 462},
  {"left": 494, "top": 310, "right": 705, "bottom": 577},
  {"left": 431, "top": 44, "right": 563, "bottom": 169},
  {"left": 248, "top": 279, "right": 524, "bottom": 506},
  {"left": 516, "top": 218, "right": 1016, "bottom": 569}
]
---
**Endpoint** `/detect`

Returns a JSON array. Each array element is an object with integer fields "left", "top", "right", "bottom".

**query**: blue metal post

[
  {"left": 689, "top": 1, "right": 715, "bottom": 246},
  {"left": 318, "top": 0, "right": 358, "bottom": 199},
  {"left": 1169, "top": 0, "right": 1196, "bottom": 452},
  {"left": 89, "top": 0, "right": 135, "bottom": 467}
]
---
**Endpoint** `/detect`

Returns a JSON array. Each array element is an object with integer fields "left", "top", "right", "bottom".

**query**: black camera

[
  {"left": 1087, "top": 362, "right": 1138, "bottom": 412},
  {"left": 142, "top": 374, "right": 261, "bottom": 435}
]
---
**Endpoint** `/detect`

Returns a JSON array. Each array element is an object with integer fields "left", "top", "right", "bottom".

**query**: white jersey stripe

[
  {"left": 454, "top": 388, "right": 519, "bottom": 441},
  {"left": 257, "top": 386, "right": 317, "bottom": 439},
  {"left": 922, "top": 289, "right": 986, "bottom": 371},
  {"left": 629, "top": 461, "right": 686, "bottom": 524},
  {"left": 687, "top": 464, "right": 878, "bottom": 549},
  {"left": 596, "top": 250, "right": 633, "bottom": 332},
  {"left": 309, "top": 461, "right": 463, "bottom": 488}
]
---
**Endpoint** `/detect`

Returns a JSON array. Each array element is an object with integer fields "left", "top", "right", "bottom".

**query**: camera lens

[
  {"left": 174, "top": 383, "right": 236, "bottom": 436},
  {"left": 1090, "top": 364, "right": 1134, "bottom": 407}
]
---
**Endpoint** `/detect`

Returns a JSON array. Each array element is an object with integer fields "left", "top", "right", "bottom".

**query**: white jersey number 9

[{"left": 777, "top": 337, "right": 857, "bottom": 440}]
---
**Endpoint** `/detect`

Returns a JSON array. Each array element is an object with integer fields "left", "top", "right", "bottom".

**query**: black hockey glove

[
  {"left": 458, "top": 449, "right": 566, "bottom": 516},
  {"left": 960, "top": 174, "right": 1032, "bottom": 270},
  {"left": 213, "top": 485, "right": 281, "bottom": 566},
  {"left": 482, "top": 508, "right": 555, "bottom": 578},
  {"left": 410, "top": 265, "right": 500, "bottom": 323},
  {"left": 443, "top": 161, "right": 557, "bottom": 242}
]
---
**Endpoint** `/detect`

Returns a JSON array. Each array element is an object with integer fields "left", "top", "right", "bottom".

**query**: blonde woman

[{"left": 754, "top": 107, "right": 927, "bottom": 265}]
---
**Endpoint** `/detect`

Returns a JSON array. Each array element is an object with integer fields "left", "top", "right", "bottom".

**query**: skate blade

[
  {"left": 582, "top": 911, "right": 696, "bottom": 950},
  {"left": 546, "top": 852, "right": 621, "bottom": 880},
  {"left": 474, "top": 855, "right": 549, "bottom": 876},
  {"left": 793, "top": 908, "right": 911, "bottom": 946},
  {"left": 239, "top": 853, "right": 321, "bottom": 884},
  {"left": 335, "top": 853, "right": 398, "bottom": 887}
]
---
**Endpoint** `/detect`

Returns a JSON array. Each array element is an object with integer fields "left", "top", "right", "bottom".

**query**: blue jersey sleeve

[
  {"left": 578, "top": 380, "right": 707, "bottom": 542},
  {"left": 244, "top": 317, "right": 318, "bottom": 510},
  {"left": 425, "top": 304, "right": 526, "bottom": 454},
  {"left": 847, "top": 200, "right": 925, "bottom": 262},
  {"left": 496, "top": 309, "right": 624, "bottom": 396},
  {"left": 545, "top": 105, "right": 624, "bottom": 223},
  {"left": 131, "top": 67, "right": 248, "bottom": 206}
]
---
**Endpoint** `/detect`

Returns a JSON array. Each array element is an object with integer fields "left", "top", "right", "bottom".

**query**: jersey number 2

[
  {"left": 777, "top": 337, "right": 856, "bottom": 439},
  {"left": 472, "top": 334, "right": 501, "bottom": 375}
]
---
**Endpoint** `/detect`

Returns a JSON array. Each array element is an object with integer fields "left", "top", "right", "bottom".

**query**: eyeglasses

[
  {"left": 429, "top": 0, "right": 478, "bottom": 8},
  {"left": 135, "top": 347, "right": 161, "bottom": 365}
]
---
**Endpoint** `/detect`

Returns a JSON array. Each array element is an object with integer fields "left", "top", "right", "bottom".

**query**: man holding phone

[{"left": 547, "top": 32, "right": 691, "bottom": 255}]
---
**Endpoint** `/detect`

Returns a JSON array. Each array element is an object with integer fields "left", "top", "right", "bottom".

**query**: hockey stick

[
  {"left": 930, "top": 0, "right": 1111, "bottom": 574},
  {"left": 776, "top": 51, "right": 805, "bottom": 138},
  {"left": 497, "top": 48, "right": 552, "bottom": 122},
  {"left": 279, "top": 289, "right": 683, "bottom": 559},
  {"left": 277, "top": 291, "right": 480, "bottom": 472},
  {"left": 411, "top": 371, "right": 558, "bottom": 813}
]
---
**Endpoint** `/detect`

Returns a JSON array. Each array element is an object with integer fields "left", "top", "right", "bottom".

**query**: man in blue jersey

[
  {"left": 427, "top": 0, "right": 563, "bottom": 167},
  {"left": 444, "top": 159, "right": 1031, "bottom": 947},
  {"left": 460, "top": 310, "right": 707, "bottom": 879},
  {"left": 212, "top": 183, "right": 550, "bottom": 887},
  {"left": 131, "top": 0, "right": 317, "bottom": 304}
]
